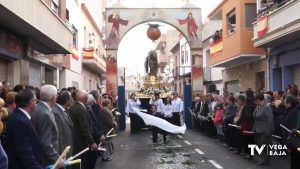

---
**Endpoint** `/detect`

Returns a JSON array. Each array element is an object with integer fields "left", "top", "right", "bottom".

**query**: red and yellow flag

[
  {"left": 210, "top": 40, "right": 223, "bottom": 57},
  {"left": 82, "top": 48, "right": 95, "bottom": 59},
  {"left": 257, "top": 15, "right": 268, "bottom": 37},
  {"left": 71, "top": 47, "right": 79, "bottom": 60}
]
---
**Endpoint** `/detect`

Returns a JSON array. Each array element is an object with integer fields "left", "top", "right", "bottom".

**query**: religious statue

[{"left": 144, "top": 50, "right": 158, "bottom": 76}]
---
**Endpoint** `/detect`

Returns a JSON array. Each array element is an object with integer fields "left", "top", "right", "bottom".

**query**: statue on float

[{"left": 144, "top": 50, "right": 158, "bottom": 76}]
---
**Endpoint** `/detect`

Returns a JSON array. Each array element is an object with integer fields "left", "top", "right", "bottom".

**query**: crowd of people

[
  {"left": 189, "top": 87, "right": 300, "bottom": 169},
  {"left": 0, "top": 82, "right": 118, "bottom": 169}
]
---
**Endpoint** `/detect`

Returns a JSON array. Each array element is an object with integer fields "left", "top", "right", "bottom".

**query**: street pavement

[{"left": 96, "top": 125, "right": 290, "bottom": 169}]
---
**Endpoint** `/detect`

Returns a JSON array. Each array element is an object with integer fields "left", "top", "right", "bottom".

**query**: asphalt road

[{"left": 96, "top": 127, "right": 290, "bottom": 169}]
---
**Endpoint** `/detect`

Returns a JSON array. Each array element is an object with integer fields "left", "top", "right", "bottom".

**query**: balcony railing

[
  {"left": 82, "top": 47, "right": 106, "bottom": 72},
  {"left": 257, "top": 0, "right": 296, "bottom": 19},
  {"left": 253, "top": 0, "right": 300, "bottom": 46},
  {"left": 172, "top": 66, "right": 192, "bottom": 78}
]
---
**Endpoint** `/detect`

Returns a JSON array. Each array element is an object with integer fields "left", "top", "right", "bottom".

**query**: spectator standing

[
  {"left": 52, "top": 91, "right": 74, "bottom": 158},
  {"left": 0, "top": 143, "right": 7, "bottom": 169},
  {"left": 100, "top": 99, "right": 117, "bottom": 162},
  {"left": 4, "top": 89, "right": 44, "bottom": 169},
  {"left": 31, "top": 85, "right": 63, "bottom": 167},
  {"left": 223, "top": 95, "right": 237, "bottom": 149},
  {"left": 213, "top": 103, "right": 224, "bottom": 141},
  {"left": 253, "top": 93, "right": 274, "bottom": 165},
  {"left": 68, "top": 90, "right": 98, "bottom": 169}
]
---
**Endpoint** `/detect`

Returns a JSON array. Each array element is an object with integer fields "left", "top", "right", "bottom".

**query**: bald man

[{"left": 68, "top": 90, "right": 98, "bottom": 169}]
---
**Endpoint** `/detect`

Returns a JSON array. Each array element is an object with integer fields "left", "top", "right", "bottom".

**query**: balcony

[
  {"left": 253, "top": 0, "right": 300, "bottom": 47},
  {"left": 82, "top": 48, "right": 106, "bottom": 74},
  {"left": 172, "top": 66, "right": 191, "bottom": 78},
  {"left": 203, "top": 67, "right": 224, "bottom": 82},
  {"left": 0, "top": 0, "right": 73, "bottom": 54}
]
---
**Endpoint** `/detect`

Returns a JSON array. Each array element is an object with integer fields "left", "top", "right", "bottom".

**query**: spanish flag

[
  {"left": 257, "top": 15, "right": 268, "bottom": 37},
  {"left": 71, "top": 47, "right": 79, "bottom": 60},
  {"left": 210, "top": 40, "right": 223, "bottom": 57},
  {"left": 82, "top": 48, "right": 95, "bottom": 59}
]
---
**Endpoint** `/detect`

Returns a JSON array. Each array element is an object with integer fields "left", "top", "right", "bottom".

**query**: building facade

[
  {"left": 0, "top": 0, "right": 73, "bottom": 88},
  {"left": 253, "top": 0, "right": 300, "bottom": 92},
  {"left": 80, "top": 2, "right": 106, "bottom": 92},
  {"left": 202, "top": 20, "right": 224, "bottom": 94},
  {"left": 59, "top": 0, "right": 82, "bottom": 89},
  {"left": 156, "top": 30, "right": 180, "bottom": 92},
  {"left": 171, "top": 36, "right": 192, "bottom": 97},
  {"left": 208, "top": 0, "right": 267, "bottom": 94}
]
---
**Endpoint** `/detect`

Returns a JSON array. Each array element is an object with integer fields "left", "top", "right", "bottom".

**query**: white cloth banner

[{"left": 133, "top": 108, "right": 186, "bottom": 134}]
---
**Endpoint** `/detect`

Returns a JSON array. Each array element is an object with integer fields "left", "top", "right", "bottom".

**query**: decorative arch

[{"left": 104, "top": 7, "right": 203, "bottom": 98}]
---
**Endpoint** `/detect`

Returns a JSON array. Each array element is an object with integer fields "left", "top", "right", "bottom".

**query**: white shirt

[
  {"left": 211, "top": 101, "right": 218, "bottom": 113},
  {"left": 164, "top": 104, "right": 173, "bottom": 117},
  {"left": 171, "top": 98, "right": 183, "bottom": 112},
  {"left": 19, "top": 108, "right": 31, "bottom": 120},
  {"left": 125, "top": 99, "right": 141, "bottom": 114},
  {"left": 149, "top": 98, "right": 164, "bottom": 113}
]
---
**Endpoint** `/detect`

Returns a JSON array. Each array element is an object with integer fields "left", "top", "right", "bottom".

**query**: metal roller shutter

[
  {"left": 29, "top": 63, "right": 41, "bottom": 87},
  {"left": 294, "top": 65, "right": 300, "bottom": 87},
  {"left": 0, "top": 59, "right": 8, "bottom": 82}
]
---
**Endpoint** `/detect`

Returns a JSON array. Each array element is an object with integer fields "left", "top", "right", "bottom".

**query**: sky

[{"left": 113, "top": 0, "right": 222, "bottom": 76}]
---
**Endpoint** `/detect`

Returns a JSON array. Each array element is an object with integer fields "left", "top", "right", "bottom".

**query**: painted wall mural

[
  {"left": 105, "top": 8, "right": 202, "bottom": 49},
  {"left": 177, "top": 12, "right": 199, "bottom": 46},
  {"left": 106, "top": 11, "right": 129, "bottom": 49}
]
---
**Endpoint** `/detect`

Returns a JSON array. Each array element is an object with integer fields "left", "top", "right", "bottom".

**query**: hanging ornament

[{"left": 147, "top": 24, "right": 161, "bottom": 42}]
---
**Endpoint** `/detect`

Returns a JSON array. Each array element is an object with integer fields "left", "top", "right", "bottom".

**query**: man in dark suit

[
  {"left": 4, "top": 89, "right": 44, "bottom": 169},
  {"left": 53, "top": 91, "right": 74, "bottom": 158},
  {"left": 31, "top": 85, "right": 64, "bottom": 167},
  {"left": 199, "top": 95, "right": 209, "bottom": 132},
  {"left": 68, "top": 90, "right": 98, "bottom": 169}
]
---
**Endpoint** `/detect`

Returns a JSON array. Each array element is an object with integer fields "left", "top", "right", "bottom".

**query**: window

[
  {"left": 66, "top": 9, "right": 69, "bottom": 21},
  {"left": 51, "top": 0, "right": 59, "bottom": 14},
  {"left": 181, "top": 45, "right": 185, "bottom": 64},
  {"left": 185, "top": 43, "right": 189, "bottom": 63},
  {"left": 72, "top": 81, "right": 79, "bottom": 88},
  {"left": 255, "top": 71, "right": 265, "bottom": 90},
  {"left": 245, "top": 4, "right": 257, "bottom": 28},
  {"left": 72, "top": 25, "right": 78, "bottom": 47},
  {"left": 227, "top": 9, "right": 236, "bottom": 34}
]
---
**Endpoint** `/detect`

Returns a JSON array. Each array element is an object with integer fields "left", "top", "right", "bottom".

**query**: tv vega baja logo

[{"left": 248, "top": 144, "right": 288, "bottom": 156}]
